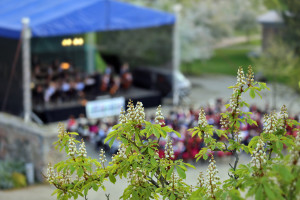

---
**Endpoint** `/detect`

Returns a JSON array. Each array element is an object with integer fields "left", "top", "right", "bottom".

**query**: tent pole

[
  {"left": 172, "top": 4, "right": 182, "bottom": 106},
  {"left": 86, "top": 32, "right": 96, "bottom": 74},
  {"left": 22, "top": 18, "right": 32, "bottom": 123}
]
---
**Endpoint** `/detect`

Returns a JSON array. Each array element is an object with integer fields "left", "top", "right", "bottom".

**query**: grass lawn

[{"left": 181, "top": 39, "right": 260, "bottom": 76}]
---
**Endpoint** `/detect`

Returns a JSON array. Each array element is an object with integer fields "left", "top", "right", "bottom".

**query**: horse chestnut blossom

[
  {"left": 135, "top": 101, "right": 145, "bottom": 124},
  {"left": 290, "top": 130, "right": 300, "bottom": 164},
  {"left": 78, "top": 140, "right": 87, "bottom": 157},
  {"left": 46, "top": 163, "right": 56, "bottom": 183},
  {"left": 263, "top": 112, "right": 278, "bottom": 134},
  {"left": 112, "top": 143, "right": 127, "bottom": 162},
  {"left": 250, "top": 139, "right": 267, "bottom": 170},
  {"left": 119, "top": 107, "right": 127, "bottom": 124},
  {"left": 99, "top": 149, "right": 107, "bottom": 168},
  {"left": 237, "top": 67, "right": 246, "bottom": 86},
  {"left": 198, "top": 108, "right": 208, "bottom": 129},
  {"left": 278, "top": 105, "right": 288, "bottom": 129},
  {"left": 126, "top": 100, "right": 136, "bottom": 121},
  {"left": 246, "top": 65, "right": 254, "bottom": 86},
  {"left": 204, "top": 156, "right": 220, "bottom": 199},
  {"left": 164, "top": 136, "right": 174, "bottom": 159},
  {"left": 155, "top": 105, "right": 165, "bottom": 126},
  {"left": 68, "top": 137, "right": 77, "bottom": 157},
  {"left": 197, "top": 172, "right": 205, "bottom": 188}
]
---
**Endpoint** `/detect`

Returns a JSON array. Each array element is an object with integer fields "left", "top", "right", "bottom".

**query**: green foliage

[
  {"left": 47, "top": 67, "right": 300, "bottom": 200},
  {"left": 0, "top": 161, "right": 26, "bottom": 189},
  {"left": 181, "top": 40, "right": 259, "bottom": 76},
  {"left": 12, "top": 172, "right": 27, "bottom": 188}
]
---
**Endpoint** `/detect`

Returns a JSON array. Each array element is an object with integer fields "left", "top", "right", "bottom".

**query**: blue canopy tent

[
  {"left": 0, "top": 0, "right": 175, "bottom": 38},
  {"left": 0, "top": 0, "right": 177, "bottom": 122}
]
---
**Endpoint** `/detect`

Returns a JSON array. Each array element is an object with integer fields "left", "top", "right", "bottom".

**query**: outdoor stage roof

[{"left": 0, "top": 0, "right": 175, "bottom": 39}]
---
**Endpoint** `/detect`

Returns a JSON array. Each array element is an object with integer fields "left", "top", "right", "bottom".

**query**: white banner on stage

[{"left": 86, "top": 97, "right": 125, "bottom": 119}]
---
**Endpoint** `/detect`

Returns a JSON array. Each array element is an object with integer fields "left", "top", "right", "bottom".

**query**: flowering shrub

[{"left": 46, "top": 66, "right": 300, "bottom": 200}]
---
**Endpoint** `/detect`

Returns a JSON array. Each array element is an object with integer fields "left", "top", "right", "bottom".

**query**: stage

[{"left": 33, "top": 87, "right": 162, "bottom": 123}]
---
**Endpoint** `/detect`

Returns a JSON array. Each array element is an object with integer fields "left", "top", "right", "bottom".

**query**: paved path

[
  {"left": 1, "top": 74, "right": 299, "bottom": 200},
  {"left": 213, "top": 35, "right": 260, "bottom": 49}
]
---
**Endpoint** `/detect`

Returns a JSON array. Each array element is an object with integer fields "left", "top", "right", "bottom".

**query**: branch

[
  {"left": 268, "top": 148, "right": 273, "bottom": 160},
  {"left": 147, "top": 176, "right": 159, "bottom": 188},
  {"left": 105, "top": 194, "right": 110, "bottom": 200}
]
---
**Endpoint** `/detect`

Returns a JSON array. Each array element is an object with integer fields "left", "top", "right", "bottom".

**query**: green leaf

[
  {"left": 170, "top": 193, "right": 176, "bottom": 200},
  {"left": 255, "top": 185, "right": 264, "bottom": 200},
  {"left": 77, "top": 167, "right": 84, "bottom": 177},
  {"left": 258, "top": 82, "right": 270, "bottom": 91},
  {"left": 150, "top": 157, "right": 157, "bottom": 166},
  {"left": 184, "top": 162, "right": 196, "bottom": 169},
  {"left": 69, "top": 132, "right": 79, "bottom": 135},
  {"left": 109, "top": 173, "right": 116, "bottom": 184},
  {"left": 249, "top": 88, "right": 256, "bottom": 99},
  {"left": 104, "top": 130, "right": 117, "bottom": 144},
  {"left": 70, "top": 165, "right": 76, "bottom": 174},
  {"left": 108, "top": 135, "right": 117, "bottom": 148},
  {"left": 91, "top": 182, "right": 99, "bottom": 191},
  {"left": 176, "top": 166, "right": 186, "bottom": 179},
  {"left": 263, "top": 183, "right": 276, "bottom": 200},
  {"left": 248, "top": 136, "right": 260, "bottom": 148},
  {"left": 167, "top": 166, "right": 174, "bottom": 180}
]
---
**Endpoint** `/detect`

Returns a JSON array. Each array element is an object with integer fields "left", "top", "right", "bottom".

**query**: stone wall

[{"left": 0, "top": 113, "right": 63, "bottom": 182}]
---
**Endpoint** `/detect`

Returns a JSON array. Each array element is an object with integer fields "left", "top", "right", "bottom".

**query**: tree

[
  {"left": 46, "top": 66, "right": 300, "bottom": 200},
  {"left": 253, "top": 40, "right": 299, "bottom": 108},
  {"left": 282, "top": 0, "right": 300, "bottom": 54},
  {"left": 122, "top": 0, "right": 265, "bottom": 62}
]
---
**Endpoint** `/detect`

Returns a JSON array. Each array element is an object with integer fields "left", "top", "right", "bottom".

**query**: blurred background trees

[{"left": 122, "top": 0, "right": 265, "bottom": 62}]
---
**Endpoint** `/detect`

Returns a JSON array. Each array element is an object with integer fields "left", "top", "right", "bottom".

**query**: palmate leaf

[
  {"left": 249, "top": 88, "right": 256, "bottom": 99},
  {"left": 176, "top": 166, "right": 186, "bottom": 179},
  {"left": 104, "top": 130, "right": 118, "bottom": 144},
  {"left": 195, "top": 148, "right": 208, "bottom": 161}
]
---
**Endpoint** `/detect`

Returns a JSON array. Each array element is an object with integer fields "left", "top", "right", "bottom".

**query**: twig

[
  {"left": 147, "top": 176, "right": 159, "bottom": 188},
  {"left": 105, "top": 194, "right": 110, "bottom": 200}
]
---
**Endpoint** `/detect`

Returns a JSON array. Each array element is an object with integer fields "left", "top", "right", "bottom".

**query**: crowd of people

[
  {"left": 31, "top": 56, "right": 133, "bottom": 105},
  {"left": 66, "top": 98, "right": 300, "bottom": 161}
]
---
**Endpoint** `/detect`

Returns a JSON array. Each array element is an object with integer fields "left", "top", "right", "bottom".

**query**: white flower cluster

[
  {"left": 229, "top": 88, "right": 242, "bottom": 113},
  {"left": 278, "top": 105, "right": 288, "bottom": 129},
  {"left": 58, "top": 122, "right": 67, "bottom": 138},
  {"left": 169, "top": 172, "right": 179, "bottom": 188},
  {"left": 246, "top": 65, "right": 254, "bottom": 86},
  {"left": 237, "top": 67, "right": 246, "bottom": 85},
  {"left": 99, "top": 149, "right": 107, "bottom": 167},
  {"left": 128, "top": 167, "right": 144, "bottom": 185},
  {"left": 198, "top": 108, "right": 208, "bottom": 128},
  {"left": 220, "top": 115, "right": 229, "bottom": 129},
  {"left": 46, "top": 164, "right": 72, "bottom": 184},
  {"left": 119, "top": 107, "right": 127, "bottom": 124},
  {"left": 290, "top": 130, "right": 300, "bottom": 165},
  {"left": 197, "top": 171, "right": 205, "bottom": 188},
  {"left": 263, "top": 112, "right": 278, "bottom": 134},
  {"left": 68, "top": 137, "right": 77, "bottom": 157},
  {"left": 126, "top": 100, "right": 136, "bottom": 121},
  {"left": 119, "top": 101, "right": 146, "bottom": 124},
  {"left": 155, "top": 105, "right": 165, "bottom": 126},
  {"left": 204, "top": 156, "right": 220, "bottom": 199},
  {"left": 279, "top": 105, "right": 288, "bottom": 120},
  {"left": 135, "top": 101, "right": 145, "bottom": 124},
  {"left": 59, "top": 170, "right": 71, "bottom": 184},
  {"left": 164, "top": 136, "right": 174, "bottom": 159},
  {"left": 78, "top": 141, "right": 87, "bottom": 157},
  {"left": 46, "top": 163, "right": 56, "bottom": 183},
  {"left": 112, "top": 143, "right": 127, "bottom": 162},
  {"left": 250, "top": 139, "right": 267, "bottom": 169}
]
